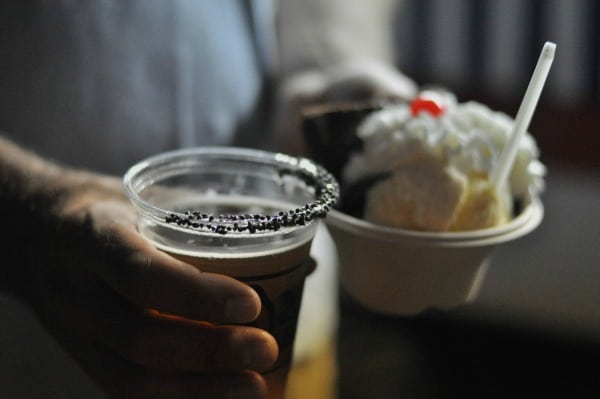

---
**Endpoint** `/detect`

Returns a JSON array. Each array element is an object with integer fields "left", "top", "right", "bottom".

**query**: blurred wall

[{"left": 394, "top": 0, "right": 600, "bottom": 168}]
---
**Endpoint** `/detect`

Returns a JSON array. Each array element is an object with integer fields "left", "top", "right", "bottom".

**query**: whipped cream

[{"left": 342, "top": 91, "right": 545, "bottom": 199}]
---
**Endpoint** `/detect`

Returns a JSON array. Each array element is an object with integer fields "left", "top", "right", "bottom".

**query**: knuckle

[
  {"left": 190, "top": 326, "right": 238, "bottom": 370},
  {"left": 117, "top": 251, "right": 154, "bottom": 302},
  {"left": 211, "top": 327, "right": 244, "bottom": 366}
]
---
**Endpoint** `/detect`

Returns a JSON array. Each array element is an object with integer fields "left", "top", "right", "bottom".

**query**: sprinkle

[{"left": 162, "top": 163, "right": 339, "bottom": 235}]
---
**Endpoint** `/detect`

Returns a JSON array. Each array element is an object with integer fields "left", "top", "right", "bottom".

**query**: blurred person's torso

[{"left": 0, "top": 0, "right": 276, "bottom": 175}]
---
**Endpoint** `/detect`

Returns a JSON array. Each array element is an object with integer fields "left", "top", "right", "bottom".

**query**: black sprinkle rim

[{"left": 163, "top": 163, "right": 340, "bottom": 235}]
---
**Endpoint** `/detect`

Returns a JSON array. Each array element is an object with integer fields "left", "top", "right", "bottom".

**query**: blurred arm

[
  {"left": 272, "top": 0, "right": 415, "bottom": 154},
  {"left": 0, "top": 137, "right": 56, "bottom": 292},
  {"left": 0, "top": 135, "right": 116, "bottom": 295}
]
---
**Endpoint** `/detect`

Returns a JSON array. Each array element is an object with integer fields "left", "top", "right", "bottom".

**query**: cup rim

[
  {"left": 123, "top": 147, "right": 339, "bottom": 237},
  {"left": 326, "top": 193, "right": 543, "bottom": 247}
]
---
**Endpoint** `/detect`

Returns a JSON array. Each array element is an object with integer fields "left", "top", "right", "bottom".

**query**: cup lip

[
  {"left": 123, "top": 147, "right": 339, "bottom": 237},
  {"left": 326, "top": 193, "right": 544, "bottom": 247}
]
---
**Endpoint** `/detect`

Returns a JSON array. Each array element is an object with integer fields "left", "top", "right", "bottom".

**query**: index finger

[{"left": 86, "top": 201, "right": 261, "bottom": 324}]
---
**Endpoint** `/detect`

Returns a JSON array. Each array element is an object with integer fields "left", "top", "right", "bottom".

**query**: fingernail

[{"left": 225, "top": 295, "right": 259, "bottom": 323}]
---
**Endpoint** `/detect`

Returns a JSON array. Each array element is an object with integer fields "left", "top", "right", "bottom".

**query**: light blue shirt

[{"left": 0, "top": 0, "right": 276, "bottom": 174}]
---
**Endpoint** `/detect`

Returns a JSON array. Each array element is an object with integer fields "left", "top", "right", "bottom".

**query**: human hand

[
  {"left": 273, "top": 60, "right": 417, "bottom": 155},
  {"left": 20, "top": 173, "right": 278, "bottom": 399}
]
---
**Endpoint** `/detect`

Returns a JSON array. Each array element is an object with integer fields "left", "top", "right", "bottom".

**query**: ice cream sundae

[{"left": 337, "top": 90, "right": 545, "bottom": 231}]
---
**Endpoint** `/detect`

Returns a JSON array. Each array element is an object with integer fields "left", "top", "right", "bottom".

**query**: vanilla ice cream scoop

[{"left": 342, "top": 90, "right": 545, "bottom": 231}]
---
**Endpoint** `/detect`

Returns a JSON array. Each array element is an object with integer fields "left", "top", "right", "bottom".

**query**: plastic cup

[
  {"left": 326, "top": 193, "right": 543, "bottom": 315},
  {"left": 123, "top": 147, "right": 339, "bottom": 398}
]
